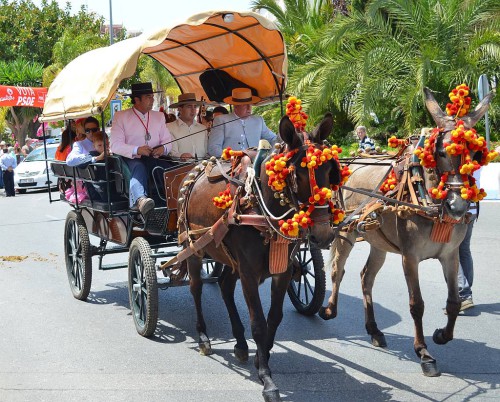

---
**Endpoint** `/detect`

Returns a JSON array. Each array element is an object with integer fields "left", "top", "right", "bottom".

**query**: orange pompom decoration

[
  {"left": 221, "top": 147, "right": 244, "bottom": 160},
  {"left": 286, "top": 96, "right": 308, "bottom": 131},
  {"left": 388, "top": 136, "right": 405, "bottom": 149},
  {"left": 380, "top": 170, "right": 398, "bottom": 193},
  {"left": 213, "top": 185, "right": 233, "bottom": 209}
]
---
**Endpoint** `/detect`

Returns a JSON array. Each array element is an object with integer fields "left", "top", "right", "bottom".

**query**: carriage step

[{"left": 100, "top": 263, "right": 128, "bottom": 271}]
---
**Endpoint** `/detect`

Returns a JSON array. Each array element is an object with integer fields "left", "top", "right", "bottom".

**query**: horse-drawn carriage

[{"left": 40, "top": 11, "right": 327, "bottom": 341}]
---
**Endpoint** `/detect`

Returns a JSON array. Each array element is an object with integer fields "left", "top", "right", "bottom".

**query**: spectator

[
  {"left": 207, "top": 88, "right": 276, "bottom": 157},
  {"left": 0, "top": 140, "right": 5, "bottom": 189},
  {"left": 356, "top": 126, "right": 375, "bottom": 151},
  {"left": 457, "top": 168, "right": 481, "bottom": 311},
  {"left": 14, "top": 147, "right": 23, "bottom": 164},
  {"left": 201, "top": 110, "right": 213, "bottom": 129},
  {"left": 168, "top": 93, "right": 208, "bottom": 160},
  {"left": 1, "top": 147, "right": 17, "bottom": 197},
  {"left": 110, "top": 82, "right": 173, "bottom": 217}
]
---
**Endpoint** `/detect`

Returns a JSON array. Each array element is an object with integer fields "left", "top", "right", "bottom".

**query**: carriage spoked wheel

[
  {"left": 64, "top": 210, "right": 92, "bottom": 301},
  {"left": 287, "top": 240, "right": 325, "bottom": 316},
  {"left": 201, "top": 260, "right": 224, "bottom": 279},
  {"left": 128, "top": 237, "right": 158, "bottom": 337}
]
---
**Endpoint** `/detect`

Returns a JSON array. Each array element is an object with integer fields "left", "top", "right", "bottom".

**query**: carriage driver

[
  {"left": 110, "top": 82, "right": 173, "bottom": 218},
  {"left": 207, "top": 88, "right": 276, "bottom": 157}
]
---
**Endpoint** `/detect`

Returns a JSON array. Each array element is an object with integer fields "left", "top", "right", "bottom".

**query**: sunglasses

[{"left": 85, "top": 127, "right": 99, "bottom": 134}]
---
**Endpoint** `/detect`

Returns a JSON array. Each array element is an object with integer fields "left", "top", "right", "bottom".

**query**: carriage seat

[{"left": 51, "top": 156, "right": 130, "bottom": 212}]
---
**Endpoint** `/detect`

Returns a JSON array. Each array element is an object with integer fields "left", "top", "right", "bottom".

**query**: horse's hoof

[
  {"left": 318, "top": 306, "right": 335, "bottom": 320},
  {"left": 371, "top": 333, "right": 387, "bottom": 348},
  {"left": 420, "top": 357, "right": 441, "bottom": 377},
  {"left": 234, "top": 345, "right": 249, "bottom": 363},
  {"left": 432, "top": 328, "right": 451, "bottom": 345},
  {"left": 262, "top": 388, "right": 281, "bottom": 402}
]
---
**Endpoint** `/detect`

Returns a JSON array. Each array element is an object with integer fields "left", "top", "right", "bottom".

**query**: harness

[
  {"left": 161, "top": 141, "right": 339, "bottom": 274},
  {"left": 336, "top": 132, "right": 472, "bottom": 247}
]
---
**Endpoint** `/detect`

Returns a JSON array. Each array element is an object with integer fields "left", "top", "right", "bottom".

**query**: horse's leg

[
  {"left": 264, "top": 270, "right": 293, "bottom": 359},
  {"left": 361, "top": 246, "right": 387, "bottom": 347},
  {"left": 218, "top": 266, "right": 249, "bottom": 362},
  {"left": 240, "top": 269, "right": 281, "bottom": 402},
  {"left": 319, "top": 231, "right": 356, "bottom": 320},
  {"left": 401, "top": 255, "right": 440, "bottom": 377},
  {"left": 187, "top": 254, "right": 212, "bottom": 356},
  {"left": 433, "top": 252, "right": 460, "bottom": 345}
]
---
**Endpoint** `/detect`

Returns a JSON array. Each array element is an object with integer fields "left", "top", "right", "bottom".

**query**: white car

[{"left": 14, "top": 144, "right": 58, "bottom": 193}]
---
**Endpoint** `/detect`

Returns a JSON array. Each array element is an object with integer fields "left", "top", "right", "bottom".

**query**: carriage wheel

[
  {"left": 202, "top": 260, "right": 224, "bottom": 278},
  {"left": 64, "top": 210, "right": 92, "bottom": 301},
  {"left": 128, "top": 237, "right": 158, "bottom": 337},
  {"left": 287, "top": 241, "right": 325, "bottom": 316}
]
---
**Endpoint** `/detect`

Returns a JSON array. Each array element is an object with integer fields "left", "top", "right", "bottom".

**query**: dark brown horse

[
  {"left": 320, "top": 88, "right": 492, "bottom": 376},
  {"left": 177, "top": 115, "right": 341, "bottom": 401}
]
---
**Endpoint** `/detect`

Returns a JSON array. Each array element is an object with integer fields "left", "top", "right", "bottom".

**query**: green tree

[
  {"left": 293, "top": 0, "right": 500, "bottom": 139},
  {"left": 0, "top": 59, "right": 44, "bottom": 146}
]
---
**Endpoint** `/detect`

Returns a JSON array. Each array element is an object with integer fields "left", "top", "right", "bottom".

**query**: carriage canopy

[{"left": 40, "top": 10, "right": 287, "bottom": 122}]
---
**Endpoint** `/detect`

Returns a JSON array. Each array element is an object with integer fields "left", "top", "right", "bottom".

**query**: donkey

[
  {"left": 177, "top": 114, "right": 341, "bottom": 401},
  {"left": 319, "top": 88, "right": 492, "bottom": 376}
]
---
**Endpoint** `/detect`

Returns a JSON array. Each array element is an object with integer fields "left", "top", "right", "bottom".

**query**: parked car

[{"left": 14, "top": 144, "right": 58, "bottom": 193}]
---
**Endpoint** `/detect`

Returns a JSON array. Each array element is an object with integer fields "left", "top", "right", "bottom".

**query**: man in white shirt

[{"left": 167, "top": 93, "right": 207, "bottom": 160}]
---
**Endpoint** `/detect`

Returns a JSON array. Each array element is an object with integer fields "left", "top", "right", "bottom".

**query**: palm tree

[
  {"left": 294, "top": 0, "right": 500, "bottom": 135},
  {"left": 0, "top": 59, "right": 44, "bottom": 146}
]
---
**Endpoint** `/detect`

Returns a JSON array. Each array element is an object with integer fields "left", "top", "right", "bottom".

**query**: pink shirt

[{"left": 110, "top": 107, "right": 172, "bottom": 159}]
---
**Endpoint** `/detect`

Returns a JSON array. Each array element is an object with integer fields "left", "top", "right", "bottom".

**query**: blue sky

[{"left": 35, "top": 1, "right": 254, "bottom": 31}]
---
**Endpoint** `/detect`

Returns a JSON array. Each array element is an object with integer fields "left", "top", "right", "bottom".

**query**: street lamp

[{"left": 109, "top": 0, "right": 114, "bottom": 45}]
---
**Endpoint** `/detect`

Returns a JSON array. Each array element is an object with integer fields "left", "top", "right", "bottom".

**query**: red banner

[{"left": 0, "top": 85, "right": 47, "bottom": 107}]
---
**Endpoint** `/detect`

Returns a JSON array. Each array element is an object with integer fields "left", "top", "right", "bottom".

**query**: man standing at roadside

[
  {"left": 1, "top": 147, "right": 17, "bottom": 197},
  {"left": 167, "top": 93, "right": 207, "bottom": 159},
  {"left": 111, "top": 82, "right": 173, "bottom": 217},
  {"left": 356, "top": 126, "right": 375, "bottom": 152}
]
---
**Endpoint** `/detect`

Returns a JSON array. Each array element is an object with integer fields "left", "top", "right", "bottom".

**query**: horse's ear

[
  {"left": 424, "top": 87, "right": 452, "bottom": 128},
  {"left": 312, "top": 113, "right": 333, "bottom": 143},
  {"left": 330, "top": 159, "right": 342, "bottom": 186},
  {"left": 462, "top": 92, "right": 494, "bottom": 128},
  {"left": 279, "top": 115, "right": 302, "bottom": 149}
]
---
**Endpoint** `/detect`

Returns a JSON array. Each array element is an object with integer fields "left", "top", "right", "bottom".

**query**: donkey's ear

[
  {"left": 312, "top": 113, "right": 333, "bottom": 143},
  {"left": 424, "top": 87, "right": 452, "bottom": 128},
  {"left": 279, "top": 115, "right": 302, "bottom": 149},
  {"left": 462, "top": 92, "right": 494, "bottom": 128},
  {"left": 329, "top": 159, "right": 342, "bottom": 186}
]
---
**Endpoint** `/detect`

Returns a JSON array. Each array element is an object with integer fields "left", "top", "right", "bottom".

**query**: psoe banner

[{"left": 0, "top": 85, "right": 47, "bottom": 107}]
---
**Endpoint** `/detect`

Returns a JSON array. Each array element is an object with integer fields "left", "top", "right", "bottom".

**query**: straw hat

[
  {"left": 223, "top": 88, "right": 261, "bottom": 105},
  {"left": 169, "top": 93, "right": 204, "bottom": 108}
]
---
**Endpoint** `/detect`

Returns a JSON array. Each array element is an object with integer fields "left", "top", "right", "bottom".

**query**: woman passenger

[{"left": 55, "top": 128, "right": 76, "bottom": 161}]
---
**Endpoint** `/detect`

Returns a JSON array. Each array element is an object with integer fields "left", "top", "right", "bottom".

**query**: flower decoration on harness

[
  {"left": 286, "top": 96, "right": 308, "bottom": 131},
  {"left": 414, "top": 84, "right": 498, "bottom": 202},
  {"left": 212, "top": 147, "right": 246, "bottom": 209},
  {"left": 268, "top": 135, "right": 347, "bottom": 237},
  {"left": 388, "top": 136, "right": 406, "bottom": 149}
]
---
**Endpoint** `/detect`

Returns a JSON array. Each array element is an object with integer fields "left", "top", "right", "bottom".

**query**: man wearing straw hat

[
  {"left": 207, "top": 88, "right": 276, "bottom": 157},
  {"left": 111, "top": 82, "right": 172, "bottom": 218},
  {"left": 167, "top": 93, "right": 208, "bottom": 160}
]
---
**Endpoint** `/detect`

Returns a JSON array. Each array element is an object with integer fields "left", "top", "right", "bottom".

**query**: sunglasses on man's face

[{"left": 85, "top": 127, "right": 99, "bottom": 134}]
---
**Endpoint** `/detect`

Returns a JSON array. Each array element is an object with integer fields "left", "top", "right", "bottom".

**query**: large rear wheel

[
  {"left": 64, "top": 210, "right": 92, "bottom": 300},
  {"left": 128, "top": 237, "right": 158, "bottom": 337},
  {"left": 287, "top": 241, "right": 325, "bottom": 316}
]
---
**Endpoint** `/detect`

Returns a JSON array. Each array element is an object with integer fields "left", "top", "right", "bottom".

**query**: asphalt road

[{"left": 0, "top": 189, "right": 499, "bottom": 402}]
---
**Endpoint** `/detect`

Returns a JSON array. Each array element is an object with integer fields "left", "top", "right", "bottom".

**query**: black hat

[{"left": 130, "top": 82, "right": 161, "bottom": 98}]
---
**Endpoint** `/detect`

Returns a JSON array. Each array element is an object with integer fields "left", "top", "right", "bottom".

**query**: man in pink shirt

[{"left": 110, "top": 82, "right": 172, "bottom": 217}]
